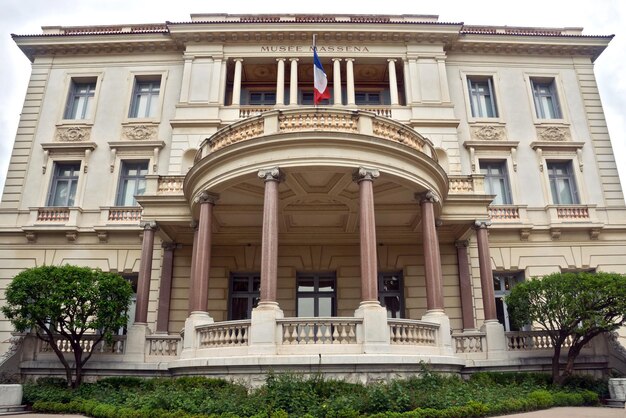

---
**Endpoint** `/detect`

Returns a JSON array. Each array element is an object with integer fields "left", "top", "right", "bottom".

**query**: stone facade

[{"left": 1, "top": 14, "right": 625, "bottom": 381}]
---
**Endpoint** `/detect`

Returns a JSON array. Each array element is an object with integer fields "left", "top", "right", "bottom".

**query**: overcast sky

[{"left": 1, "top": 0, "right": 625, "bottom": 200}]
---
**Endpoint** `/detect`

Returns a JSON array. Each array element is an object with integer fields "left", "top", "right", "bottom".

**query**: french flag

[{"left": 313, "top": 44, "right": 331, "bottom": 105}]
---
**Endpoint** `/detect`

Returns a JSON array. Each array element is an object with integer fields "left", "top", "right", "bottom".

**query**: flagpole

[{"left": 313, "top": 34, "right": 317, "bottom": 108}]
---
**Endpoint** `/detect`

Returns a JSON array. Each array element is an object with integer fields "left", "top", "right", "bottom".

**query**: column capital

[
  {"left": 289, "top": 58, "right": 299, "bottom": 63},
  {"left": 332, "top": 58, "right": 343, "bottom": 62},
  {"left": 474, "top": 220, "right": 492, "bottom": 229},
  {"left": 416, "top": 190, "right": 439, "bottom": 204},
  {"left": 194, "top": 191, "right": 219, "bottom": 204},
  {"left": 233, "top": 57, "right": 244, "bottom": 63},
  {"left": 276, "top": 58, "right": 286, "bottom": 62},
  {"left": 345, "top": 58, "right": 355, "bottom": 62},
  {"left": 258, "top": 167, "right": 282, "bottom": 182},
  {"left": 162, "top": 242, "right": 181, "bottom": 251},
  {"left": 387, "top": 58, "right": 397, "bottom": 63},
  {"left": 140, "top": 221, "right": 157, "bottom": 231},
  {"left": 190, "top": 220, "right": 199, "bottom": 230},
  {"left": 353, "top": 167, "right": 380, "bottom": 182},
  {"left": 455, "top": 240, "right": 469, "bottom": 249}
]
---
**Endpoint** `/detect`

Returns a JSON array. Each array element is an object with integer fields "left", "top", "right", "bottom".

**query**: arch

[{"left": 181, "top": 148, "right": 197, "bottom": 174}]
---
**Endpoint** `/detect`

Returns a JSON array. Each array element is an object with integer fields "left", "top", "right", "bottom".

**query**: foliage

[
  {"left": 505, "top": 271, "right": 626, "bottom": 384},
  {"left": 1, "top": 265, "right": 133, "bottom": 387},
  {"left": 22, "top": 372, "right": 607, "bottom": 417}
]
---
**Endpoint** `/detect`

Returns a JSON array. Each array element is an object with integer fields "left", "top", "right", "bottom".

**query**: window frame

[
  {"left": 461, "top": 71, "right": 503, "bottom": 122},
  {"left": 115, "top": 160, "right": 150, "bottom": 207},
  {"left": 60, "top": 73, "right": 102, "bottom": 123},
  {"left": 46, "top": 161, "right": 82, "bottom": 207},
  {"left": 493, "top": 271, "right": 526, "bottom": 332},
  {"left": 355, "top": 90, "right": 384, "bottom": 106},
  {"left": 247, "top": 90, "right": 277, "bottom": 106},
  {"left": 467, "top": 76, "right": 498, "bottom": 118},
  {"left": 524, "top": 74, "right": 567, "bottom": 123},
  {"left": 128, "top": 77, "right": 162, "bottom": 119},
  {"left": 228, "top": 272, "right": 261, "bottom": 321},
  {"left": 123, "top": 71, "right": 168, "bottom": 122},
  {"left": 479, "top": 160, "right": 513, "bottom": 205},
  {"left": 546, "top": 160, "right": 580, "bottom": 205},
  {"left": 378, "top": 271, "right": 404, "bottom": 319},
  {"left": 296, "top": 272, "right": 337, "bottom": 317},
  {"left": 531, "top": 78, "right": 562, "bottom": 120}
]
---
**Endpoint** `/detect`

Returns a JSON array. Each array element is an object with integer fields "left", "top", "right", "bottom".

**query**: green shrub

[{"left": 527, "top": 389, "right": 554, "bottom": 409}]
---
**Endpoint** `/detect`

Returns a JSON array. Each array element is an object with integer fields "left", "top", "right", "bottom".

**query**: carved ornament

[
  {"left": 537, "top": 126, "right": 570, "bottom": 142},
  {"left": 353, "top": 167, "right": 380, "bottom": 182},
  {"left": 122, "top": 124, "right": 158, "bottom": 141},
  {"left": 470, "top": 125, "right": 506, "bottom": 141},
  {"left": 56, "top": 126, "right": 91, "bottom": 142},
  {"left": 258, "top": 167, "right": 282, "bottom": 182}
]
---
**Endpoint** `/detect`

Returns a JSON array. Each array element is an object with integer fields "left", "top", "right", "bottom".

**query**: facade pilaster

[
  {"left": 276, "top": 58, "right": 286, "bottom": 105},
  {"left": 332, "top": 58, "right": 342, "bottom": 105},
  {"left": 232, "top": 58, "right": 243, "bottom": 106},
  {"left": 289, "top": 58, "right": 299, "bottom": 105},
  {"left": 179, "top": 54, "right": 193, "bottom": 103},
  {"left": 135, "top": 221, "right": 157, "bottom": 324},
  {"left": 387, "top": 59, "right": 399, "bottom": 105},
  {"left": 345, "top": 58, "right": 355, "bottom": 105}
]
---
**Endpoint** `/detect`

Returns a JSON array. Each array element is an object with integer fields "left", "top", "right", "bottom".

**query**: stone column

[
  {"left": 135, "top": 221, "right": 157, "bottom": 324},
  {"left": 276, "top": 58, "right": 286, "bottom": 106},
  {"left": 289, "top": 58, "right": 299, "bottom": 105},
  {"left": 190, "top": 192, "right": 218, "bottom": 313},
  {"left": 475, "top": 220, "right": 506, "bottom": 358},
  {"left": 455, "top": 240, "right": 476, "bottom": 330},
  {"left": 332, "top": 58, "right": 342, "bottom": 105},
  {"left": 188, "top": 221, "right": 199, "bottom": 314},
  {"left": 232, "top": 58, "right": 243, "bottom": 106},
  {"left": 346, "top": 58, "right": 356, "bottom": 106},
  {"left": 354, "top": 167, "right": 380, "bottom": 305},
  {"left": 437, "top": 57, "right": 451, "bottom": 102},
  {"left": 156, "top": 242, "right": 177, "bottom": 334},
  {"left": 250, "top": 167, "right": 284, "bottom": 354},
  {"left": 179, "top": 55, "right": 193, "bottom": 103},
  {"left": 419, "top": 192, "right": 444, "bottom": 312},
  {"left": 387, "top": 59, "right": 399, "bottom": 106}
]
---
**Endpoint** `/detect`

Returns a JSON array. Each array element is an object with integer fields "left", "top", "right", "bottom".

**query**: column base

[
  {"left": 422, "top": 310, "right": 454, "bottom": 356},
  {"left": 355, "top": 301, "right": 390, "bottom": 354},
  {"left": 481, "top": 320, "right": 507, "bottom": 359},
  {"left": 180, "top": 311, "right": 214, "bottom": 359},
  {"left": 124, "top": 323, "right": 151, "bottom": 362},
  {"left": 249, "top": 302, "right": 284, "bottom": 355}
]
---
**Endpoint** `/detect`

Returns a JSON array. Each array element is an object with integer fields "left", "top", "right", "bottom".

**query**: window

[
  {"left": 301, "top": 91, "right": 330, "bottom": 105},
  {"left": 531, "top": 78, "right": 561, "bottom": 119},
  {"left": 547, "top": 161, "right": 579, "bottom": 204},
  {"left": 378, "top": 272, "right": 404, "bottom": 318},
  {"left": 129, "top": 77, "right": 161, "bottom": 118},
  {"left": 116, "top": 161, "right": 149, "bottom": 206},
  {"left": 248, "top": 91, "right": 276, "bottom": 105},
  {"left": 467, "top": 77, "right": 498, "bottom": 118},
  {"left": 480, "top": 160, "right": 512, "bottom": 205},
  {"left": 493, "top": 272, "right": 524, "bottom": 332},
  {"left": 47, "top": 162, "right": 81, "bottom": 206},
  {"left": 228, "top": 273, "right": 260, "bottom": 320},
  {"left": 355, "top": 92, "right": 382, "bottom": 105},
  {"left": 296, "top": 273, "right": 336, "bottom": 317},
  {"left": 64, "top": 80, "right": 96, "bottom": 119}
]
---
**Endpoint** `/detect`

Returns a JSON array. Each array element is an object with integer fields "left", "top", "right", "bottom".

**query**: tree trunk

[
  {"left": 72, "top": 346, "right": 83, "bottom": 388},
  {"left": 551, "top": 343, "right": 562, "bottom": 385}
]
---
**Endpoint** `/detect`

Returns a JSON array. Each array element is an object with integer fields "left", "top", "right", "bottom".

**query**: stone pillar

[
  {"left": 179, "top": 55, "right": 193, "bottom": 103},
  {"left": 250, "top": 167, "right": 284, "bottom": 354},
  {"left": 188, "top": 221, "right": 199, "bottom": 314},
  {"left": 135, "top": 221, "right": 156, "bottom": 324},
  {"left": 455, "top": 240, "right": 476, "bottom": 330},
  {"left": 289, "top": 58, "right": 299, "bottom": 105},
  {"left": 475, "top": 220, "right": 506, "bottom": 358},
  {"left": 387, "top": 59, "right": 399, "bottom": 106},
  {"left": 232, "top": 58, "right": 243, "bottom": 106},
  {"left": 156, "top": 242, "right": 177, "bottom": 334},
  {"left": 419, "top": 192, "right": 444, "bottom": 312},
  {"left": 437, "top": 57, "right": 451, "bottom": 102},
  {"left": 332, "top": 58, "right": 342, "bottom": 105},
  {"left": 276, "top": 58, "right": 286, "bottom": 106},
  {"left": 345, "top": 58, "right": 356, "bottom": 106}
]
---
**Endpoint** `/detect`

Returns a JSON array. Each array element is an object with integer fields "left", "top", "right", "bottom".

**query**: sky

[{"left": 1, "top": 0, "right": 625, "bottom": 199}]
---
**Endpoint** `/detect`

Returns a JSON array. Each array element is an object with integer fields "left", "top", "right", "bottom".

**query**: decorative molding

[
  {"left": 550, "top": 228, "right": 561, "bottom": 240},
  {"left": 519, "top": 229, "right": 531, "bottom": 241},
  {"left": 97, "top": 231, "right": 108, "bottom": 243},
  {"left": 258, "top": 167, "right": 282, "bottom": 182},
  {"left": 122, "top": 124, "right": 159, "bottom": 141},
  {"left": 536, "top": 125, "right": 570, "bottom": 142},
  {"left": 589, "top": 228, "right": 602, "bottom": 240},
  {"left": 353, "top": 166, "right": 380, "bottom": 182},
  {"left": 25, "top": 232, "right": 37, "bottom": 243},
  {"left": 140, "top": 220, "right": 158, "bottom": 231},
  {"left": 65, "top": 231, "right": 78, "bottom": 242},
  {"left": 194, "top": 191, "right": 219, "bottom": 205},
  {"left": 470, "top": 124, "right": 506, "bottom": 141},
  {"left": 56, "top": 125, "right": 91, "bottom": 142},
  {"left": 474, "top": 220, "right": 492, "bottom": 229},
  {"left": 416, "top": 190, "right": 439, "bottom": 204}
]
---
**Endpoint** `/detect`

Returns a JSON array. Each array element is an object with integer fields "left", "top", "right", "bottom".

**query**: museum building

[{"left": 0, "top": 13, "right": 625, "bottom": 381}]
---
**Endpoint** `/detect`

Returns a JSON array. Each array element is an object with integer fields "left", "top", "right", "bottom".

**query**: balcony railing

[
  {"left": 556, "top": 206, "right": 590, "bottom": 219},
  {"left": 453, "top": 332, "right": 486, "bottom": 353},
  {"left": 157, "top": 175, "right": 185, "bottom": 195},
  {"left": 146, "top": 334, "right": 181, "bottom": 356},
  {"left": 107, "top": 207, "right": 142, "bottom": 222},
  {"left": 489, "top": 206, "right": 521, "bottom": 221},
  {"left": 38, "top": 334, "right": 126, "bottom": 354},
  {"left": 388, "top": 319, "right": 438, "bottom": 346},
  {"left": 448, "top": 175, "right": 485, "bottom": 194},
  {"left": 279, "top": 317, "right": 361, "bottom": 345},
  {"left": 37, "top": 207, "right": 70, "bottom": 222},
  {"left": 506, "top": 331, "right": 584, "bottom": 351},
  {"left": 197, "top": 320, "right": 250, "bottom": 348}
]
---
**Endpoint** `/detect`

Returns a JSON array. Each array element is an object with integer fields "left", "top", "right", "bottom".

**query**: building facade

[{"left": 1, "top": 14, "right": 625, "bottom": 382}]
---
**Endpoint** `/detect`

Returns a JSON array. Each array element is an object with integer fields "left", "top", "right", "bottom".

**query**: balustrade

[
  {"left": 108, "top": 207, "right": 142, "bottom": 222},
  {"left": 157, "top": 176, "right": 185, "bottom": 195},
  {"left": 197, "top": 320, "right": 250, "bottom": 348},
  {"left": 146, "top": 335, "right": 180, "bottom": 356},
  {"left": 506, "top": 331, "right": 579, "bottom": 351},
  {"left": 452, "top": 332, "right": 485, "bottom": 353},
  {"left": 388, "top": 319, "right": 438, "bottom": 346},
  {"left": 39, "top": 334, "right": 125, "bottom": 354},
  {"left": 279, "top": 318, "right": 360, "bottom": 345},
  {"left": 37, "top": 208, "right": 70, "bottom": 222},
  {"left": 556, "top": 206, "right": 589, "bottom": 219},
  {"left": 489, "top": 206, "right": 520, "bottom": 221}
]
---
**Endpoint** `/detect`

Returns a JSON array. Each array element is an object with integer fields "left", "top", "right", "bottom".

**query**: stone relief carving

[
  {"left": 56, "top": 126, "right": 91, "bottom": 142},
  {"left": 122, "top": 124, "right": 157, "bottom": 141},
  {"left": 537, "top": 126, "right": 570, "bottom": 141},
  {"left": 470, "top": 125, "right": 506, "bottom": 141}
]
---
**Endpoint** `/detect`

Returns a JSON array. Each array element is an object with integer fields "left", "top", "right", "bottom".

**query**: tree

[
  {"left": 1, "top": 265, "right": 133, "bottom": 388},
  {"left": 506, "top": 271, "right": 626, "bottom": 384}
]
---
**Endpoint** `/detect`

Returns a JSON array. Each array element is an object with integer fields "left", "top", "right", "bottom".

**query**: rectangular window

[
  {"left": 129, "top": 77, "right": 161, "bottom": 118},
  {"left": 64, "top": 80, "right": 96, "bottom": 119},
  {"left": 296, "top": 273, "right": 336, "bottom": 317},
  {"left": 116, "top": 161, "right": 149, "bottom": 206},
  {"left": 228, "top": 273, "right": 260, "bottom": 320},
  {"left": 547, "top": 161, "right": 579, "bottom": 204},
  {"left": 480, "top": 160, "right": 512, "bottom": 205},
  {"left": 378, "top": 272, "right": 404, "bottom": 318},
  {"left": 467, "top": 77, "right": 498, "bottom": 118},
  {"left": 493, "top": 272, "right": 524, "bottom": 332},
  {"left": 355, "top": 92, "right": 382, "bottom": 105},
  {"left": 248, "top": 91, "right": 276, "bottom": 105},
  {"left": 531, "top": 78, "right": 561, "bottom": 119},
  {"left": 47, "top": 162, "right": 81, "bottom": 206},
  {"left": 301, "top": 91, "right": 330, "bottom": 105}
]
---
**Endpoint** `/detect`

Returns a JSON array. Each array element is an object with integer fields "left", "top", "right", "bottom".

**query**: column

[
  {"left": 345, "top": 58, "right": 355, "bottom": 105},
  {"left": 135, "top": 221, "right": 156, "bottom": 324},
  {"left": 354, "top": 167, "right": 380, "bottom": 305},
  {"left": 189, "top": 192, "right": 218, "bottom": 313},
  {"left": 387, "top": 59, "right": 399, "bottom": 106},
  {"left": 156, "top": 242, "right": 177, "bottom": 333},
  {"left": 332, "top": 58, "right": 342, "bottom": 105},
  {"left": 187, "top": 221, "right": 198, "bottom": 314},
  {"left": 232, "top": 58, "right": 243, "bottom": 106},
  {"left": 437, "top": 57, "right": 451, "bottom": 102},
  {"left": 276, "top": 58, "right": 286, "bottom": 105},
  {"left": 179, "top": 55, "right": 193, "bottom": 103},
  {"left": 258, "top": 167, "right": 281, "bottom": 305},
  {"left": 455, "top": 240, "right": 476, "bottom": 330},
  {"left": 289, "top": 58, "right": 299, "bottom": 105},
  {"left": 475, "top": 220, "right": 497, "bottom": 321},
  {"left": 419, "top": 192, "right": 444, "bottom": 312}
]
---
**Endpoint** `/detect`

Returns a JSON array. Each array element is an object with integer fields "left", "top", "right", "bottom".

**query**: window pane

[
  {"left": 298, "top": 297, "right": 314, "bottom": 317},
  {"left": 231, "top": 298, "right": 249, "bottom": 320},
  {"left": 232, "top": 278, "right": 249, "bottom": 292},
  {"left": 65, "top": 81, "right": 96, "bottom": 119},
  {"left": 383, "top": 296, "right": 401, "bottom": 318},
  {"left": 318, "top": 279, "right": 335, "bottom": 292},
  {"left": 130, "top": 79, "right": 161, "bottom": 118},
  {"left": 48, "top": 162, "right": 80, "bottom": 206},
  {"left": 480, "top": 161, "right": 511, "bottom": 205},
  {"left": 116, "top": 161, "right": 149, "bottom": 206},
  {"left": 318, "top": 297, "right": 332, "bottom": 316},
  {"left": 547, "top": 161, "right": 578, "bottom": 204},
  {"left": 298, "top": 279, "right": 315, "bottom": 292},
  {"left": 382, "top": 275, "right": 400, "bottom": 291}
]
